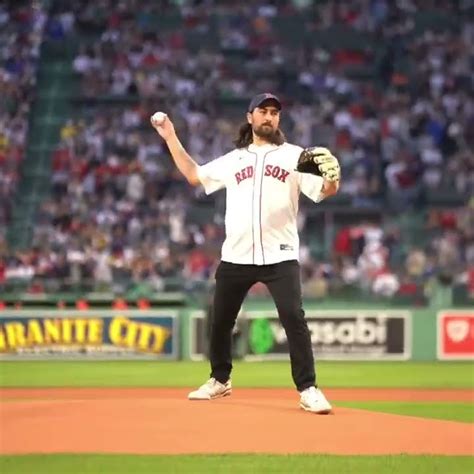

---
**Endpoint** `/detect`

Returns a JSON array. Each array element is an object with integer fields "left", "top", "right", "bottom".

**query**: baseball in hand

[{"left": 151, "top": 111, "right": 167, "bottom": 126}]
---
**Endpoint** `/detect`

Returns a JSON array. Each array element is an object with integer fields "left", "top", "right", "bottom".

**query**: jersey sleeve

[
  {"left": 197, "top": 152, "right": 233, "bottom": 195},
  {"left": 298, "top": 173, "right": 325, "bottom": 203}
]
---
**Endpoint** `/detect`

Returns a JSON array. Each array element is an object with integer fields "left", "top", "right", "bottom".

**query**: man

[{"left": 151, "top": 93, "right": 340, "bottom": 414}]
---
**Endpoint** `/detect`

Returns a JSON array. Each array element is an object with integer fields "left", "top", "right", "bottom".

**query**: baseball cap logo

[{"left": 446, "top": 319, "right": 469, "bottom": 343}]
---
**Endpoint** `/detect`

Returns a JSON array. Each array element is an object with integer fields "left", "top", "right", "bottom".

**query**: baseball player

[{"left": 151, "top": 93, "right": 340, "bottom": 414}]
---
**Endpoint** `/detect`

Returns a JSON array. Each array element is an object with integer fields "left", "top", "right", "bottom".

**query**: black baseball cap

[{"left": 248, "top": 93, "right": 282, "bottom": 112}]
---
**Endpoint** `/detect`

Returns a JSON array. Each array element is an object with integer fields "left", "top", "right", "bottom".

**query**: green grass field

[
  {"left": 336, "top": 401, "right": 474, "bottom": 423},
  {"left": 0, "top": 454, "right": 473, "bottom": 474},
  {"left": 1, "top": 360, "right": 473, "bottom": 388},
  {"left": 1, "top": 361, "right": 473, "bottom": 473}
]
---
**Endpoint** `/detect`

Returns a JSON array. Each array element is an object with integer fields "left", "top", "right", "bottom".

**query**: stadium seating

[{"left": 2, "top": 0, "right": 472, "bottom": 307}]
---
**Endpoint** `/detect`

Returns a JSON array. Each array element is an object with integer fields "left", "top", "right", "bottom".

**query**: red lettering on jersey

[
  {"left": 263, "top": 164, "right": 290, "bottom": 183},
  {"left": 235, "top": 166, "right": 254, "bottom": 185},
  {"left": 238, "top": 164, "right": 290, "bottom": 185},
  {"left": 278, "top": 169, "right": 289, "bottom": 183}
]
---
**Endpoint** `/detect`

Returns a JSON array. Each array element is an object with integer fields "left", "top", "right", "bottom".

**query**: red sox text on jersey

[{"left": 235, "top": 165, "right": 290, "bottom": 185}]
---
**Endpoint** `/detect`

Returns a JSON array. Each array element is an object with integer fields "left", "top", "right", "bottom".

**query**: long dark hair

[{"left": 233, "top": 123, "right": 286, "bottom": 149}]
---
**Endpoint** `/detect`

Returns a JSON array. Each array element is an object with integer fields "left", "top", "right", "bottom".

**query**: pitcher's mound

[{"left": 1, "top": 388, "right": 472, "bottom": 455}]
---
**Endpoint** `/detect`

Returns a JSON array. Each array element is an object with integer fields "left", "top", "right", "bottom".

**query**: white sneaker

[
  {"left": 299, "top": 386, "right": 332, "bottom": 414},
  {"left": 188, "top": 377, "right": 232, "bottom": 400}
]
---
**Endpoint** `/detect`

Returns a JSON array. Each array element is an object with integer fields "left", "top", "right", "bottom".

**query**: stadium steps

[{"left": 6, "top": 37, "right": 79, "bottom": 250}]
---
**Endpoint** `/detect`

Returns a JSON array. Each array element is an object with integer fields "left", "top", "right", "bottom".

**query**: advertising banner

[
  {"left": 0, "top": 310, "right": 179, "bottom": 360},
  {"left": 437, "top": 310, "right": 474, "bottom": 360},
  {"left": 244, "top": 310, "right": 411, "bottom": 361},
  {"left": 189, "top": 310, "right": 207, "bottom": 361}
]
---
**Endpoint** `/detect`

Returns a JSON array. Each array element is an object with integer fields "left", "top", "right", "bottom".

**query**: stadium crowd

[
  {"left": 1, "top": 0, "right": 473, "bottom": 301},
  {"left": 0, "top": 2, "right": 46, "bottom": 238}
]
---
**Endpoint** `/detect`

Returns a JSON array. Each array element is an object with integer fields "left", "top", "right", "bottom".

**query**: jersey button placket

[{"left": 253, "top": 151, "right": 265, "bottom": 265}]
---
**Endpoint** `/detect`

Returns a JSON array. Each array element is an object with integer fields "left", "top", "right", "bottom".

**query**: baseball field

[{"left": 0, "top": 361, "right": 473, "bottom": 473}]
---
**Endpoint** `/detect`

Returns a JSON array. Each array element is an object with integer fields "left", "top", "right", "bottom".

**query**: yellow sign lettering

[
  {"left": 124, "top": 320, "right": 139, "bottom": 348},
  {"left": 137, "top": 324, "right": 153, "bottom": 351},
  {"left": 74, "top": 319, "right": 87, "bottom": 344},
  {"left": 0, "top": 326, "right": 6, "bottom": 351},
  {"left": 26, "top": 320, "right": 44, "bottom": 346},
  {"left": 44, "top": 319, "right": 61, "bottom": 343},
  {"left": 0, "top": 316, "right": 172, "bottom": 354},
  {"left": 151, "top": 326, "right": 170, "bottom": 353},
  {"left": 88, "top": 319, "right": 103, "bottom": 344},
  {"left": 5, "top": 323, "right": 26, "bottom": 349},
  {"left": 109, "top": 317, "right": 127, "bottom": 346},
  {"left": 61, "top": 319, "right": 73, "bottom": 343}
]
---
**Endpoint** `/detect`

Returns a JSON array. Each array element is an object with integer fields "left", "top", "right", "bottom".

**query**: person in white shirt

[{"left": 151, "top": 93, "right": 340, "bottom": 413}]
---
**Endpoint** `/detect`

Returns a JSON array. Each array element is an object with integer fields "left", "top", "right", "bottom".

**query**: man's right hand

[
  {"left": 150, "top": 112, "right": 199, "bottom": 186},
  {"left": 150, "top": 113, "right": 175, "bottom": 142}
]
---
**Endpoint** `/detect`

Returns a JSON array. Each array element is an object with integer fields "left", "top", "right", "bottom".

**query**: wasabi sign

[
  {"left": 245, "top": 310, "right": 411, "bottom": 361},
  {"left": 0, "top": 310, "right": 179, "bottom": 360}
]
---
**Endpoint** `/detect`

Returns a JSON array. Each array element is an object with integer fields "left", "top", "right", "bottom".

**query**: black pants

[{"left": 209, "top": 260, "right": 316, "bottom": 392}]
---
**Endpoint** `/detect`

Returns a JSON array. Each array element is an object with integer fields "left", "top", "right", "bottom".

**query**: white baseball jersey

[{"left": 197, "top": 142, "right": 325, "bottom": 265}]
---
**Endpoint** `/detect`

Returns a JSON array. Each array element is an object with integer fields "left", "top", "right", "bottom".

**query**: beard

[{"left": 253, "top": 123, "right": 279, "bottom": 142}]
